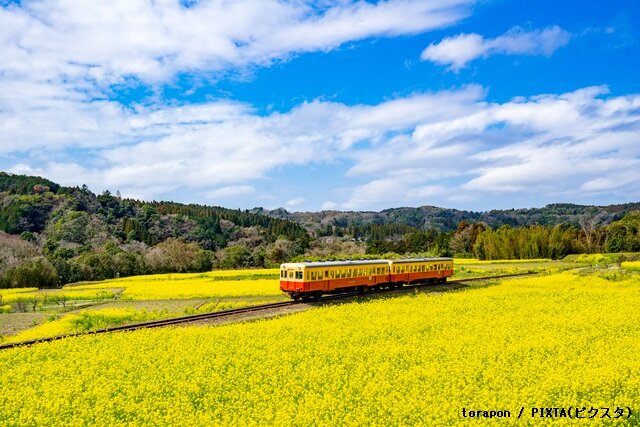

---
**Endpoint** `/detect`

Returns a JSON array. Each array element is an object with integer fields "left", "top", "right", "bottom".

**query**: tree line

[{"left": 1, "top": 172, "right": 639, "bottom": 289}]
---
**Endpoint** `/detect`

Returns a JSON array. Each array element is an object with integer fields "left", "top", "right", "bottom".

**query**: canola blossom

[
  {"left": 0, "top": 288, "right": 38, "bottom": 296},
  {"left": 453, "top": 258, "right": 552, "bottom": 264},
  {"left": 1, "top": 271, "right": 640, "bottom": 425},
  {"left": 621, "top": 261, "right": 640, "bottom": 271},
  {"left": 62, "top": 270, "right": 282, "bottom": 300},
  {"left": 3, "top": 298, "right": 286, "bottom": 343},
  {"left": 68, "top": 268, "right": 279, "bottom": 289},
  {"left": 0, "top": 288, "right": 115, "bottom": 304},
  {"left": 3, "top": 308, "right": 169, "bottom": 343},
  {"left": 120, "top": 278, "right": 284, "bottom": 300}
]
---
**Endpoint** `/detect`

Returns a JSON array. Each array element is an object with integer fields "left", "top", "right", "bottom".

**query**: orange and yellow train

[{"left": 280, "top": 257, "right": 454, "bottom": 300}]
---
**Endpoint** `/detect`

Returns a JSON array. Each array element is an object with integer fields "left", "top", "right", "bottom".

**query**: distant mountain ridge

[{"left": 254, "top": 202, "right": 640, "bottom": 232}]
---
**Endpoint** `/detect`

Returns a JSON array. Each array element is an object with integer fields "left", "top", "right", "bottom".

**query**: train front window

[
  {"left": 295, "top": 271, "right": 303, "bottom": 280},
  {"left": 288, "top": 271, "right": 294, "bottom": 279}
]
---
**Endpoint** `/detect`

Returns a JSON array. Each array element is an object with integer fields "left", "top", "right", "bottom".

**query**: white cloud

[
  {"left": 4, "top": 85, "right": 640, "bottom": 210},
  {"left": 206, "top": 185, "right": 255, "bottom": 199},
  {"left": 336, "top": 86, "right": 640, "bottom": 209},
  {"left": 286, "top": 197, "right": 306, "bottom": 208},
  {"left": 0, "top": 0, "right": 473, "bottom": 86},
  {"left": 322, "top": 201, "right": 339, "bottom": 210},
  {"left": 421, "top": 25, "right": 571, "bottom": 70},
  {"left": 0, "top": 0, "right": 475, "bottom": 158}
]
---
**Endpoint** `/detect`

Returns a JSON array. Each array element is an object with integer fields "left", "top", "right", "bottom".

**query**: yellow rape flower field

[
  {"left": 1, "top": 270, "right": 640, "bottom": 425},
  {"left": 65, "top": 270, "right": 284, "bottom": 300},
  {"left": 621, "top": 261, "right": 640, "bottom": 271}
]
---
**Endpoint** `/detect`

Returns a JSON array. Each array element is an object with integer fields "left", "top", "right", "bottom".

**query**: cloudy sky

[{"left": 1, "top": 0, "right": 638, "bottom": 211}]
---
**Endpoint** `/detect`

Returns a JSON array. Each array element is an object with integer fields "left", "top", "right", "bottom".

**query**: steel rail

[{"left": 0, "top": 272, "right": 535, "bottom": 351}]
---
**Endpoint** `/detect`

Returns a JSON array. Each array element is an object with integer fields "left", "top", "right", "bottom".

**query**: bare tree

[{"left": 579, "top": 212, "right": 607, "bottom": 252}]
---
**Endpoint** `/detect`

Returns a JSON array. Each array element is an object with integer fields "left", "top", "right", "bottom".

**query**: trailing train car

[
  {"left": 280, "top": 257, "right": 453, "bottom": 300},
  {"left": 388, "top": 258, "right": 454, "bottom": 285}
]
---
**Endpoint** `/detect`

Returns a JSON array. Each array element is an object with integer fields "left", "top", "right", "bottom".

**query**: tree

[
  {"left": 144, "top": 238, "right": 212, "bottom": 273},
  {"left": 219, "top": 245, "right": 252, "bottom": 269}
]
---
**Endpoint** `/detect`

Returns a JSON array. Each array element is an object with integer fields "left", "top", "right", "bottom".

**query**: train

[{"left": 280, "top": 257, "right": 454, "bottom": 300}]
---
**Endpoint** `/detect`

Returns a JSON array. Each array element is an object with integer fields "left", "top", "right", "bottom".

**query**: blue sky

[{"left": 0, "top": 0, "right": 638, "bottom": 212}]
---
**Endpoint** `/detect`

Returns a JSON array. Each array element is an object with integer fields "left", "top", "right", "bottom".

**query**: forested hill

[
  {"left": 1, "top": 171, "right": 639, "bottom": 288},
  {"left": 0, "top": 172, "right": 310, "bottom": 287},
  {"left": 257, "top": 203, "right": 640, "bottom": 233}
]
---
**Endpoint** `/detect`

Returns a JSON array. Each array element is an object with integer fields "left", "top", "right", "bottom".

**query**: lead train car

[{"left": 280, "top": 257, "right": 454, "bottom": 300}]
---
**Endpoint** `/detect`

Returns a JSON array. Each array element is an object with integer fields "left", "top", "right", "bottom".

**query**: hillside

[
  {"left": 0, "top": 172, "right": 310, "bottom": 287},
  {"left": 257, "top": 202, "right": 640, "bottom": 232},
  {"left": 1, "top": 171, "right": 639, "bottom": 288}
]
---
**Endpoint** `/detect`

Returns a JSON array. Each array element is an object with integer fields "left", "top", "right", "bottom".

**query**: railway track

[{"left": 0, "top": 272, "right": 535, "bottom": 351}]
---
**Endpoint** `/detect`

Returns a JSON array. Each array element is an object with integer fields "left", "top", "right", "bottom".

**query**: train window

[
  {"left": 330, "top": 271, "right": 334, "bottom": 279},
  {"left": 296, "top": 271, "right": 303, "bottom": 280},
  {"left": 288, "top": 271, "right": 293, "bottom": 279}
]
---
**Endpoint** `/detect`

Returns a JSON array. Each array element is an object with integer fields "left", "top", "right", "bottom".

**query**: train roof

[
  {"left": 281, "top": 257, "right": 452, "bottom": 268},
  {"left": 389, "top": 257, "right": 453, "bottom": 264},
  {"left": 281, "top": 259, "right": 389, "bottom": 268}
]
